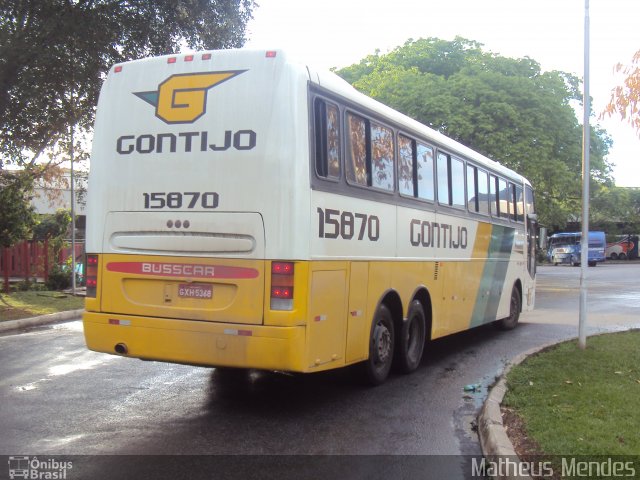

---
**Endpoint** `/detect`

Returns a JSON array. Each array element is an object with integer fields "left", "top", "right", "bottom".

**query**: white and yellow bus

[{"left": 83, "top": 49, "right": 539, "bottom": 385}]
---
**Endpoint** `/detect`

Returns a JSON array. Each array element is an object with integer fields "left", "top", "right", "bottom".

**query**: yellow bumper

[{"left": 83, "top": 312, "right": 307, "bottom": 372}]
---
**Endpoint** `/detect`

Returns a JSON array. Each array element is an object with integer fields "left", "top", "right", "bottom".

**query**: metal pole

[
  {"left": 578, "top": 0, "right": 590, "bottom": 350},
  {"left": 70, "top": 124, "right": 76, "bottom": 295}
]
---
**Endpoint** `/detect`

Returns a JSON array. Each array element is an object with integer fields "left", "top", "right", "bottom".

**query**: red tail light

[
  {"left": 271, "top": 261, "right": 294, "bottom": 310},
  {"left": 86, "top": 254, "right": 98, "bottom": 297}
]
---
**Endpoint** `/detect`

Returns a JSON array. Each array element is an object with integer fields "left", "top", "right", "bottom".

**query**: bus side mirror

[{"left": 538, "top": 227, "right": 548, "bottom": 250}]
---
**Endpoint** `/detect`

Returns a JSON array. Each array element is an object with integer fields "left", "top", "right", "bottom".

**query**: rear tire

[
  {"left": 362, "top": 304, "right": 395, "bottom": 386},
  {"left": 494, "top": 286, "right": 521, "bottom": 330},
  {"left": 396, "top": 300, "right": 426, "bottom": 374}
]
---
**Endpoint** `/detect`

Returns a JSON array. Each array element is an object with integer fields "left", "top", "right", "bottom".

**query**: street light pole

[
  {"left": 70, "top": 124, "right": 76, "bottom": 296},
  {"left": 579, "top": 0, "right": 591, "bottom": 350}
]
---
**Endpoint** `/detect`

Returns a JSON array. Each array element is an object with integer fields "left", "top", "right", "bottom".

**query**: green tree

[
  {"left": 0, "top": 170, "right": 35, "bottom": 248},
  {"left": 0, "top": 0, "right": 256, "bottom": 172},
  {"left": 336, "top": 37, "right": 614, "bottom": 229},
  {"left": 33, "top": 209, "right": 72, "bottom": 258}
]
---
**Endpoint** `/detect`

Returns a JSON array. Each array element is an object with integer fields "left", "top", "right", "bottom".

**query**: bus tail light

[
  {"left": 270, "top": 261, "right": 294, "bottom": 310},
  {"left": 86, "top": 255, "right": 99, "bottom": 298}
]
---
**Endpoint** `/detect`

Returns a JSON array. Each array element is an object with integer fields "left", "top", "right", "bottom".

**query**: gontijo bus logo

[{"left": 133, "top": 70, "right": 246, "bottom": 124}]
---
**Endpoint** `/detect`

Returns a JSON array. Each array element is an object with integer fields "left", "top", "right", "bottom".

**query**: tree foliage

[
  {"left": 602, "top": 49, "right": 640, "bottom": 137},
  {"left": 0, "top": 0, "right": 256, "bottom": 171},
  {"left": 336, "top": 38, "right": 614, "bottom": 229},
  {"left": 0, "top": 171, "right": 35, "bottom": 248}
]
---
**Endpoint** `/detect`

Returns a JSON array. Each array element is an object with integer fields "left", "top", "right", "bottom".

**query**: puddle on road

[
  {"left": 598, "top": 292, "right": 640, "bottom": 307},
  {"left": 49, "top": 355, "right": 118, "bottom": 377},
  {"left": 52, "top": 320, "right": 84, "bottom": 333},
  {"left": 14, "top": 351, "right": 119, "bottom": 392}
]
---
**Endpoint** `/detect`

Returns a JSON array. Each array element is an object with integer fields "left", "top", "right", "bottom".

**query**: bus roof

[{"left": 310, "top": 65, "right": 530, "bottom": 187}]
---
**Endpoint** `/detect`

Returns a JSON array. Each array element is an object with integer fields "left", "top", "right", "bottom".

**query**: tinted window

[
  {"left": 451, "top": 157, "right": 465, "bottom": 209},
  {"left": 490, "top": 175, "right": 499, "bottom": 216},
  {"left": 314, "top": 98, "right": 340, "bottom": 179},
  {"left": 437, "top": 152, "right": 450, "bottom": 205},
  {"left": 371, "top": 123, "right": 394, "bottom": 191},
  {"left": 477, "top": 169, "right": 490, "bottom": 215},
  {"left": 467, "top": 165, "right": 477, "bottom": 212},
  {"left": 508, "top": 183, "right": 517, "bottom": 221},
  {"left": 498, "top": 178, "right": 509, "bottom": 219},
  {"left": 525, "top": 185, "right": 535, "bottom": 215},
  {"left": 515, "top": 185, "right": 524, "bottom": 222},
  {"left": 398, "top": 135, "right": 414, "bottom": 196},
  {"left": 346, "top": 113, "right": 367, "bottom": 186},
  {"left": 416, "top": 143, "right": 434, "bottom": 201}
]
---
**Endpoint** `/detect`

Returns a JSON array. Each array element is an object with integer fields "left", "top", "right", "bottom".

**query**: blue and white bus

[{"left": 547, "top": 231, "right": 606, "bottom": 267}]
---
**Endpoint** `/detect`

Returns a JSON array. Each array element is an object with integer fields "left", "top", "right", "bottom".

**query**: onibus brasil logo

[
  {"left": 133, "top": 70, "right": 246, "bottom": 124},
  {"left": 8, "top": 456, "right": 73, "bottom": 479}
]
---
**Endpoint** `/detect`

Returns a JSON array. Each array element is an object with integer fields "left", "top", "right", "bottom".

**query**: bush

[{"left": 46, "top": 265, "right": 72, "bottom": 290}]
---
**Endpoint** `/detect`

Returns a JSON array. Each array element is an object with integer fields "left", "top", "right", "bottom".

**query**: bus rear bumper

[{"left": 83, "top": 312, "right": 307, "bottom": 372}]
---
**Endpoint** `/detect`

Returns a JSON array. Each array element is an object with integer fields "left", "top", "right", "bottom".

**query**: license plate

[{"left": 178, "top": 284, "right": 213, "bottom": 299}]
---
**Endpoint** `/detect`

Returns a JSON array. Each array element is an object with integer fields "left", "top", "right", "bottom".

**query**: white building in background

[{"left": 31, "top": 169, "right": 87, "bottom": 216}]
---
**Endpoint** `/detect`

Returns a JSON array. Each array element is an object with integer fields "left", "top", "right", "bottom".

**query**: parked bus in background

[
  {"left": 547, "top": 231, "right": 606, "bottom": 267},
  {"left": 606, "top": 234, "right": 638, "bottom": 260},
  {"left": 82, "top": 49, "right": 540, "bottom": 385}
]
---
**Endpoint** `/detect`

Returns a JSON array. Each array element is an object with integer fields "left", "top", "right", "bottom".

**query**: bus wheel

[
  {"left": 495, "top": 287, "right": 521, "bottom": 330},
  {"left": 362, "top": 304, "right": 395, "bottom": 385},
  {"left": 397, "top": 300, "right": 426, "bottom": 374}
]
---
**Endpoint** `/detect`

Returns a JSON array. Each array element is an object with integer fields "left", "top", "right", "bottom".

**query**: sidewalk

[{"left": 0, "top": 308, "right": 84, "bottom": 333}]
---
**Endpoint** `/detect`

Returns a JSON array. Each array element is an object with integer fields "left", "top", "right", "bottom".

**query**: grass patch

[
  {"left": 0, "top": 291, "right": 84, "bottom": 321},
  {"left": 503, "top": 331, "right": 640, "bottom": 456}
]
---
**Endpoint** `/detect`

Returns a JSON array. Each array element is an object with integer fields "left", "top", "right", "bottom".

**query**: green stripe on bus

[{"left": 470, "top": 225, "right": 515, "bottom": 327}]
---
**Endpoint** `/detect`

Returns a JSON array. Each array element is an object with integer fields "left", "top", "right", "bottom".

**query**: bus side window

[
  {"left": 346, "top": 112, "right": 368, "bottom": 186},
  {"left": 477, "top": 169, "right": 490, "bottom": 215},
  {"left": 437, "top": 152, "right": 450, "bottom": 205},
  {"left": 416, "top": 143, "right": 434, "bottom": 201},
  {"left": 467, "top": 165, "right": 478, "bottom": 212},
  {"left": 314, "top": 99, "right": 340, "bottom": 179},
  {"left": 515, "top": 185, "right": 524, "bottom": 222},
  {"left": 451, "top": 157, "right": 465, "bottom": 209},
  {"left": 489, "top": 174, "right": 499, "bottom": 217},
  {"left": 525, "top": 185, "right": 535, "bottom": 215},
  {"left": 498, "top": 178, "right": 510, "bottom": 220},
  {"left": 370, "top": 122, "right": 395, "bottom": 191},
  {"left": 508, "top": 182, "right": 517, "bottom": 221},
  {"left": 398, "top": 134, "right": 415, "bottom": 196}
]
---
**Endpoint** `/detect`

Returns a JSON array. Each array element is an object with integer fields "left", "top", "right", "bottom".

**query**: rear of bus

[{"left": 83, "top": 50, "right": 313, "bottom": 371}]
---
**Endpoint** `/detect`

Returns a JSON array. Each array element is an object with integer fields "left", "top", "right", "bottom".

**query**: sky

[{"left": 245, "top": 0, "right": 640, "bottom": 188}]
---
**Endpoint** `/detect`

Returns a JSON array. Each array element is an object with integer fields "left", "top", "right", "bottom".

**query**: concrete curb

[
  {"left": 477, "top": 340, "right": 563, "bottom": 480},
  {"left": 0, "top": 309, "right": 84, "bottom": 333}
]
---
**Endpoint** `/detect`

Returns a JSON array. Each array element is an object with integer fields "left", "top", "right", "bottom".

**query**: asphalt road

[{"left": 1, "top": 263, "right": 638, "bottom": 479}]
